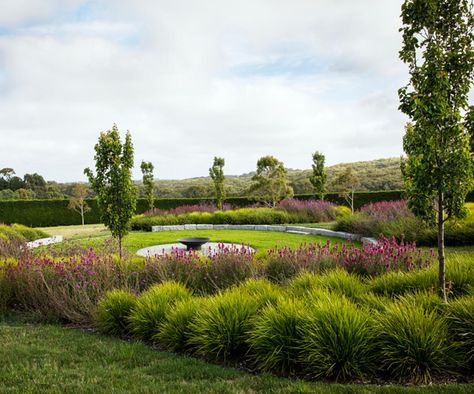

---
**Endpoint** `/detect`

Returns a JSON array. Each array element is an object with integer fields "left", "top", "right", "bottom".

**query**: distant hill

[{"left": 150, "top": 158, "right": 404, "bottom": 198}]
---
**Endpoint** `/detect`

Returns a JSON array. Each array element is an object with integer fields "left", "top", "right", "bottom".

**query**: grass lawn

[
  {"left": 1, "top": 318, "right": 472, "bottom": 394},
  {"left": 38, "top": 224, "right": 355, "bottom": 254}
]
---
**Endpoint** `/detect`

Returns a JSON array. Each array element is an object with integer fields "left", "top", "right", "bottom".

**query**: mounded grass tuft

[
  {"left": 155, "top": 297, "right": 206, "bottom": 352},
  {"left": 188, "top": 289, "right": 260, "bottom": 362},
  {"left": 301, "top": 295, "right": 375, "bottom": 381},
  {"left": 247, "top": 297, "right": 305, "bottom": 376},
  {"left": 128, "top": 281, "right": 192, "bottom": 341},
  {"left": 95, "top": 289, "right": 137, "bottom": 336},
  {"left": 375, "top": 297, "right": 454, "bottom": 383}
]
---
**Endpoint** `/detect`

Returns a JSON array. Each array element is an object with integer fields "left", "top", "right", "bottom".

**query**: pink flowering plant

[
  {"left": 265, "top": 236, "right": 433, "bottom": 282},
  {"left": 143, "top": 243, "right": 255, "bottom": 294},
  {"left": 276, "top": 199, "right": 337, "bottom": 223}
]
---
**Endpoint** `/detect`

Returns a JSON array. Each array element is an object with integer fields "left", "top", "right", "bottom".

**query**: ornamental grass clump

[
  {"left": 128, "top": 281, "right": 192, "bottom": 341},
  {"left": 155, "top": 297, "right": 206, "bottom": 353},
  {"left": 95, "top": 289, "right": 137, "bottom": 336},
  {"left": 233, "top": 278, "right": 283, "bottom": 307},
  {"left": 188, "top": 289, "right": 260, "bottom": 362},
  {"left": 144, "top": 203, "right": 233, "bottom": 217},
  {"left": 375, "top": 298, "right": 454, "bottom": 383},
  {"left": 301, "top": 295, "right": 375, "bottom": 382},
  {"left": 445, "top": 296, "right": 474, "bottom": 367},
  {"left": 247, "top": 297, "right": 305, "bottom": 376}
]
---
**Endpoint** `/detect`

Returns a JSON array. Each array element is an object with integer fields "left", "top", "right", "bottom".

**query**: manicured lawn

[
  {"left": 38, "top": 224, "right": 110, "bottom": 240},
  {"left": 38, "top": 224, "right": 354, "bottom": 253},
  {"left": 0, "top": 318, "right": 472, "bottom": 394}
]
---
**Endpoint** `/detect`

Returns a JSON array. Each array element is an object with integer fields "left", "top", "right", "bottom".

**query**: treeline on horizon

[{"left": 0, "top": 157, "right": 403, "bottom": 200}]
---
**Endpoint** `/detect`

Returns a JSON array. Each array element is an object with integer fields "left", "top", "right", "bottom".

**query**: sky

[{"left": 0, "top": 0, "right": 410, "bottom": 182}]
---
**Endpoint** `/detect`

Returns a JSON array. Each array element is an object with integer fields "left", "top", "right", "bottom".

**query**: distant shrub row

[
  {"left": 0, "top": 191, "right": 408, "bottom": 227},
  {"left": 1, "top": 190, "right": 473, "bottom": 228}
]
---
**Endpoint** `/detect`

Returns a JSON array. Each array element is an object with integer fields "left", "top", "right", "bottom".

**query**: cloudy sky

[{"left": 0, "top": 0, "right": 409, "bottom": 182}]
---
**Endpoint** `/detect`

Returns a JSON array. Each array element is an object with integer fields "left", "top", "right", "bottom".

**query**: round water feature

[
  {"left": 178, "top": 237, "right": 210, "bottom": 251},
  {"left": 137, "top": 242, "right": 254, "bottom": 257}
]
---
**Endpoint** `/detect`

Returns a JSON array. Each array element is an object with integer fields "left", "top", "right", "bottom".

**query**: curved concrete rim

[
  {"left": 150, "top": 224, "right": 377, "bottom": 245},
  {"left": 137, "top": 242, "right": 255, "bottom": 257}
]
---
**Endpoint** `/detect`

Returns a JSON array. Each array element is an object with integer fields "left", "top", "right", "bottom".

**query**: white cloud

[{"left": 0, "top": 0, "right": 412, "bottom": 182}]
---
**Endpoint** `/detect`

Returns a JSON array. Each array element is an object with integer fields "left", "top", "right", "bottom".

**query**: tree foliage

[
  {"left": 332, "top": 166, "right": 360, "bottom": 214},
  {"left": 67, "top": 184, "right": 91, "bottom": 225},
  {"left": 84, "top": 124, "right": 137, "bottom": 256},
  {"left": 399, "top": 0, "right": 474, "bottom": 301},
  {"left": 209, "top": 157, "right": 225, "bottom": 209},
  {"left": 140, "top": 161, "right": 155, "bottom": 211},
  {"left": 309, "top": 151, "right": 327, "bottom": 200},
  {"left": 250, "top": 156, "right": 293, "bottom": 207}
]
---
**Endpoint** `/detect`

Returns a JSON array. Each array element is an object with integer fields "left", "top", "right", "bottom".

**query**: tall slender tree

[
  {"left": 84, "top": 124, "right": 137, "bottom": 258},
  {"left": 309, "top": 151, "right": 327, "bottom": 200},
  {"left": 399, "top": 0, "right": 474, "bottom": 301},
  {"left": 209, "top": 157, "right": 225, "bottom": 209},
  {"left": 141, "top": 161, "right": 155, "bottom": 211}
]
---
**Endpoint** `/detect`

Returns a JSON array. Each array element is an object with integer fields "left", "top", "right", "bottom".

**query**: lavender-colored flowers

[{"left": 144, "top": 203, "right": 233, "bottom": 217}]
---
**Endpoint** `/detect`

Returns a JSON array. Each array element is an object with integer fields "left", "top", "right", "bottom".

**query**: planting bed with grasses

[
  {"left": 131, "top": 199, "right": 348, "bottom": 230},
  {"left": 337, "top": 201, "right": 474, "bottom": 246}
]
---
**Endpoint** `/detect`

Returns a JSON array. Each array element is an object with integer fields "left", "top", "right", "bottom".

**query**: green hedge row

[{"left": 1, "top": 190, "right": 473, "bottom": 227}]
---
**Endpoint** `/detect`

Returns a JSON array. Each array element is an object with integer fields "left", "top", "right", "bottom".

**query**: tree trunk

[
  {"left": 81, "top": 205, "right": 85, "bottom": 226},
  {"left": 437, "top": 193, "right": 447, "bottom": 303},
  {"left": 351, "top": 189, "right": 355, "bottom": 214},
  {"left": 118, "top": 236, "right": 122, "bottom": 260}
]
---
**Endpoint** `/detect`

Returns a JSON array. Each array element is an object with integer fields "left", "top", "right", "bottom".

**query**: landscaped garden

[{"left": 1, "top": 209, "right": 474, "bottom": 391}]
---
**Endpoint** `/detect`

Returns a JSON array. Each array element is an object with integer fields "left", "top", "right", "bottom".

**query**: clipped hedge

[{"left": 1, "top": 190, "right": 472, "bottom": 228}]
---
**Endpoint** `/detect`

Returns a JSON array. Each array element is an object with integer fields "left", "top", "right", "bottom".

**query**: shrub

[
  {"left": 95, "top": 289, "right": 137, "bottom": 336},
  {"left": 188, "top": 289, "right": 260, "bottom": 362},
  {"left": 6, "top": 249, "right": 130, "bottom": 323},
  {"left": 375, "top": 298, "right": 454, "bottom": 383},
  {"left": 276, "top": 199, "right": 337, "bottom": 223},
  {"left": 143, "top": 203, "right": 233, "bottom": 216},
  {"left": 445, "top": 296, "right": 474, "bottom": 366},
  {"left": 131, "top": 208, "right": 294, "bottom": 230},
  {"left": 143, "top": 244, "right": 255, "bottom": 295},
  {"left": 301, "top": 296, "right": 375, "bottom": 381},
  {"left": 0, "top": 266, "right": 13, "bottom": 314},
  {"left": 248, "top": 297, "right": 305, "bottom": 376},
  {"left": 128, "top": 282, "right": 192, "bottom": 341},
  {"left": 265, "top": 237, "right": 433, "bottom": 283},
  {"left": 10, "top": 224, "right": 48, "bottom": 241},
  {"left": 156, "top": 297, "right": 206, "bottom": 352}
]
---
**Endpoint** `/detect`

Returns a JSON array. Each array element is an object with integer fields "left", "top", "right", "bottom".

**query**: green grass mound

[
  {"left": 301, "top": 296, "right": 375, "bottom": 382},
  {"left": 188, "top": 289, "right": 260, "bottom": 362},
  {"left": 375, "top": 297, "right": 454, "bottom": 383},
  {"left": 95, "top": 289, "right": 137, "bottom": 336},
  {"left": 248, "top": 297, "right": 305, "bottom": 376},
  {"left": 128, "top": 282, "right": 192, "bottom": 341},
  {"left": 156, "top": 297, "right": 206, "bottom": 353}
]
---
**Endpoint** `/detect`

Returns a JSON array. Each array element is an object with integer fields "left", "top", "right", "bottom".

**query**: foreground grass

[{"left": 1, "top": 319, "right": 472, "bottom": 394}]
